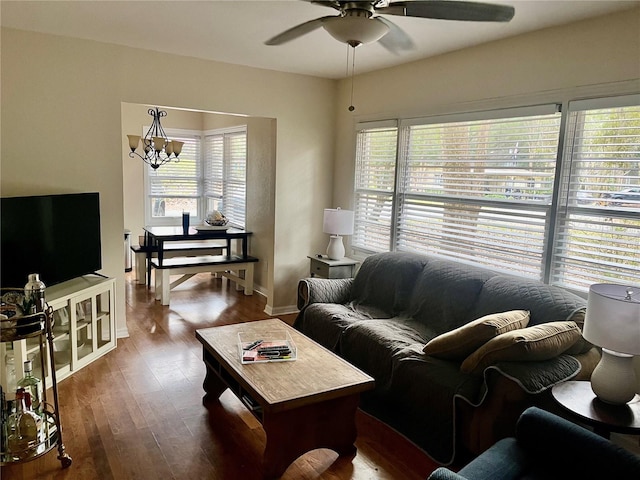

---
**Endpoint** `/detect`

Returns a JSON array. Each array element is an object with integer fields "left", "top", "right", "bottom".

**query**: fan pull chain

[
  {"left": 348, "top": 44, "right": 356, "bottom": 112},
  {"left": 345, "top": 42, "right": 351, "bottom": 78}
]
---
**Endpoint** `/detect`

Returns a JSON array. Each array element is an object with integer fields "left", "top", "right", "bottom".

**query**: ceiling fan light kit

[{"left": 323, "top": 15, "right": 390, "bottom": 47}]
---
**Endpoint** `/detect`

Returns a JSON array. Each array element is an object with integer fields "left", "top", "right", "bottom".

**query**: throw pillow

[
  {"left": 563, "top": 307, "right": 594, "bottom": 355},
  {"left": 422, "top": 310, "right": 530, "bottom": 360},
  {"left": 460, "top": 321, "right": 582, "bottom": 374}
]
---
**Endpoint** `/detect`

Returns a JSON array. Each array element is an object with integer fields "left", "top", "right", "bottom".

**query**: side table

[
  {"left": 307, "top": 255, "right": 357, "bottom": 279},
  {"left": 551, "top": 380, "right": 640, "bottom": 439}
]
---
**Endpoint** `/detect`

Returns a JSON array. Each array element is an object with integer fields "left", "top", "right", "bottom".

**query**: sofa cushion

[
  {"left": 296, "top": 303, "right": 365, "bottom": 351},
  {"left": 339, "top": 318, "right": 430, "bottom": 388},
  {"left": 423, "top": 310, "right": 530, "bottom": 360},
  {"left": 407, "top": 258, "right": 497, "bottom": 334},
  {"left": 563, "top": 307, "right": 594, "bottom": 355},
  {"left": 460, "top": 321, "right": 582, "bottom": 374},
  {"left": 470, "top": 276, "right": 586, "bottom": 327},
  {"left": 351, "top": 252, "right": 428, "bottom": 316}
]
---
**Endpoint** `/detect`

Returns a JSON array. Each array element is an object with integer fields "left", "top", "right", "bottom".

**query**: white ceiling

[{"left": 2, "top": 0, "right": 638, "bottom": 79}]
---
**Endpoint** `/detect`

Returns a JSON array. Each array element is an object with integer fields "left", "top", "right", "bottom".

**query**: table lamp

[
  {"left": 583, "top": 284, "right": 640, "bottom": 405},
  {"left": 323, "top": 208, "right": 354, "bottom": 260}
]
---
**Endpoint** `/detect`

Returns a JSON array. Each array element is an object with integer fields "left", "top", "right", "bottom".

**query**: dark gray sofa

[{"left": 294, "top": 252, "right": 599, "bottom": 465}]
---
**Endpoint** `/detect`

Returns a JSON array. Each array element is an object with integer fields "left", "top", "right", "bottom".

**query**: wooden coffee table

[{"left": 195, "top": 318, "right": 375, "bottom": 479}]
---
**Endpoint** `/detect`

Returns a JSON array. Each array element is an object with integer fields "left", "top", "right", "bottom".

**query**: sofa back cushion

[
  {"left": 470, "top": 275, "right": 586, "bottom": 327},
  {"left": 408, "top": 258, "right": 497, "bottom": 334},
  {"left": 351, "top": 252, "right": 427, "bottom": 315}
]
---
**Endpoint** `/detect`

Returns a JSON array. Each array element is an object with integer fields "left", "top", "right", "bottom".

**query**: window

[
  {"left": 353, "top": 121, "right": 398, "bottom": 253},
  {"left": 146, "top": 130, "right": 202, "bottom": 225},
  {"left": 354, "top": 95, "right": 639, "bottom": 293},
  {"left": 550, "top": 96, "right": 640, "bottom": 290},
  {"left": 145, "top": 126, "right": 247, "bottom": 228},
  {"left": 204, "top": 128, "right": 247, "bottom": 228}
]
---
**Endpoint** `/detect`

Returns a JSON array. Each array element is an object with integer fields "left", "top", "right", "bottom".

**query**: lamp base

[
  {"left": 590, "top": 349, "right": 638, "bottom": 405},
  {"left": 326, "top": 235, "right": 345, "bottom": 261}
]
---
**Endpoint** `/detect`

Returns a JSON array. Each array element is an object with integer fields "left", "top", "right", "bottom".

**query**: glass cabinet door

[
  {"left": 95, "top": 289, "right": 112, "bottom": 350},
  {"left": 73, "top": 296, "right": 95, "bottom": 366},
  {"left": 71, "top": 283, "right": 114, "bottom": 368},
  {"left": 50, "top": 301, "right": 72, "bottom": 376}
]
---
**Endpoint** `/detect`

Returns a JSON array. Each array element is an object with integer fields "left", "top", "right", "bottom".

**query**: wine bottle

[
  {"left": 16, "top": 360, "right": 42, "bottom": 414},
  {"left": 7, "top": 388, "right": 42, "bottom": 457}
]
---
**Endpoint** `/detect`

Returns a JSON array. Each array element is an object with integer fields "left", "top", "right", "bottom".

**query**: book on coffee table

[{"left": 238, "top": 330, "right": 297, "bottom": 363}]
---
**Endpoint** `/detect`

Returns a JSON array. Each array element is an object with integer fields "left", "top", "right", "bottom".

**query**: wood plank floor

[{"left": 2, "top": 273, "right": 439, "bottom": 480}]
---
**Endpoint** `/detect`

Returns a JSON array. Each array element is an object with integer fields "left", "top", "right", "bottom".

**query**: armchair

[{"left": 428, "top": 406, "right": 640, "bottom": 480}]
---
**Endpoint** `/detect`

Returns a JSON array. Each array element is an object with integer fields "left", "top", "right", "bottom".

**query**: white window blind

[
  {"left": 353, "top": 122, "right": 398, "bottom": 253},
  {"left": 551, "top": 97, "right": 640, "bottom": 289},
  {"left": 353, "top": 96, "right": 639, "bottom": 293},
  {"left": 396, "top": 110, "right": 561, "bottom": 278},
  {"left": 204, "top": 134, "right": 224, "bottom": 201},
  {"left": 204, "top": 127, "right": 247, "bottom": 228},
  {"left": 147, "top": 131, "right": 201, "bottom": 221}
]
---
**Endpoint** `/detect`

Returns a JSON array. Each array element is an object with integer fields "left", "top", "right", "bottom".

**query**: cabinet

[
  {"left": 307, "top": 255, "right": 358, "bottom": 279},
  {"left": 2, "top": 276, "right": 116, "bottom": 387}
]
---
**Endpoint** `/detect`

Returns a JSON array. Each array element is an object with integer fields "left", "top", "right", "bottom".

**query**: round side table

[{"left": 551, "top": 380, "right": 640, "bottom": 439}]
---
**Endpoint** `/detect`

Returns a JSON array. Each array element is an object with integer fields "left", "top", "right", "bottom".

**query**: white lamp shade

[
  {"left": 323, "top": 208, "right": 354, "bottom": 236},
  {"left": 323, "top": 16, "right": 389, "bottom": 46},
  {"left": 584, "top": 284, "right": 640, "bottom": 355}
]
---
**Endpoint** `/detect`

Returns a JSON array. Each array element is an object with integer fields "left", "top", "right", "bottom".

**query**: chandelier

[{"left": 126, "top": 107, "right": 184, "bottom": 170}]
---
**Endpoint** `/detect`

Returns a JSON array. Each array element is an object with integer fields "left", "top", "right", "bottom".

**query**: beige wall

[
  {"left": 332, "top": 8, "right": 640, "bottom": 235},
  {"left": 1, "top": 28, "right": 337, "bottom": 336},
  {"left": 2, "top": 8, "right": 639, "bottom": 335}
]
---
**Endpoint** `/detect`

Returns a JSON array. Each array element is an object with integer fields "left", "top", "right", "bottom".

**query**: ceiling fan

[{"left": 265, "top": 1, "right": 515, "bottom": 52}]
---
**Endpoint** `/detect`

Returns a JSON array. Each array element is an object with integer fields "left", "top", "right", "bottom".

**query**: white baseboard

[
  {"left": 117, "top": 327, "right": 130, "bottom": 339},
  {"left": 264, "top": 304, "right": 299, "bottom": 316}
]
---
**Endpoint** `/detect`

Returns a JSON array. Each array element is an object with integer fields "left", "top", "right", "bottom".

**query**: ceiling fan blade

[
  {"left": 265, "top": 17, "right": 334, "bottom": 45},
  {"left": 376, "top": 16, "right": 415, "bottom": 54},
  {"left": 308, "top": 1, "right": 342, "bottom": 11},
  {"left": 378, "top": 1, "right": 515, "bottom": 22}
]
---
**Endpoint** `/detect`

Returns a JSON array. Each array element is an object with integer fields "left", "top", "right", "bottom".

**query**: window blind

[
  {"left": 147, "top": 132, "right": 201, "bottom": 220},
  {"left": 224, "top": 130, "right": 247, "bottom": 228},
  {"left": 551, "top": 99, "right": 640, "bottom": 289},
  {"left": 399, "top": 110, "right": 561, "bottom": 278},
  {"left": 353, "top": 96, "right": 638, "bottom": 292},
  {"left": 353, "top": 123, "right": 398, "bottom": 253},
  {"left": 203, "top": 128, "right": 247, "bottom": 228},
  {"left": 148, "top": 133, "right": 201, "bottom": 197}
]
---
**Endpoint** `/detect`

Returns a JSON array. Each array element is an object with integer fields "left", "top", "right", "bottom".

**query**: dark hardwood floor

[{"left": 2, "top": 273, "right": 439, "bottom": 479}]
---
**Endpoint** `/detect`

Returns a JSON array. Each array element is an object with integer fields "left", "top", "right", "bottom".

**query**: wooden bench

[
  {"left": 151, "top": 254, "right": 259, "bottom": 306},
  {"left": 131, "top": 241, "right": 227, "bottom": 285}
]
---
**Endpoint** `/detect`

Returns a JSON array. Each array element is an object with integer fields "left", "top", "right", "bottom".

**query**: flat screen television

[{"left": 1, "top": 192, "right": 102, "bottom": 288}]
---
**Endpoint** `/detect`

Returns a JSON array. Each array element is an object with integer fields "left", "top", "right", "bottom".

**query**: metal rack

[{"left": 0, "top": 291, "right": 72, "bottom": 468}]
